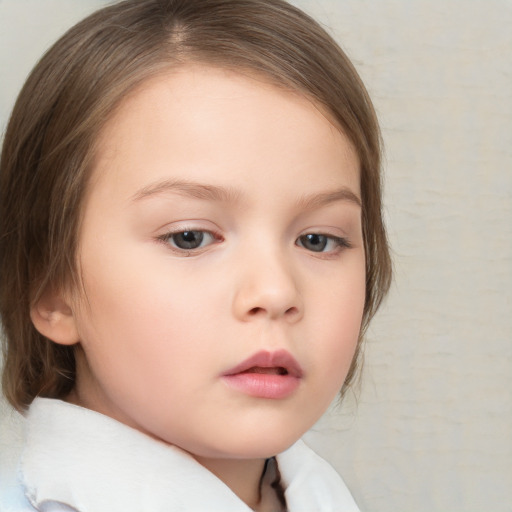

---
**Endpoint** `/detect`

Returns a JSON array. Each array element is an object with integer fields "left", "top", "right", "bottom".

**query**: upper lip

[{"left": 223, "top": 349, "right": 303, "bottom": 378}]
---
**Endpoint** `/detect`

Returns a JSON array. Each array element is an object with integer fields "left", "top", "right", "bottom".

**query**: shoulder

[
  {"left": 0, "top": 399, "right": 36, "bottom": 511},
  {"left": 277, "top": 439, "right": 360, "bottom": 512}
]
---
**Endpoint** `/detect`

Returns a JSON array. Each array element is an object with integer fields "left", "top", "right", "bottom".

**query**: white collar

[{"left": 21, "top": 398, "right": 359, "bottom": 512}]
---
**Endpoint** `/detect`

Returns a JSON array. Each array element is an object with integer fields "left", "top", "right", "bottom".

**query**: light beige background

[{"left": 1, "top": 1, "right": 511, "bottom": 511}]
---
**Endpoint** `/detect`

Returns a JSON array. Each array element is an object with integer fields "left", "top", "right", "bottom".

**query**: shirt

[{"left": 0, "top": 398, "right": 360, "bottom": 511}]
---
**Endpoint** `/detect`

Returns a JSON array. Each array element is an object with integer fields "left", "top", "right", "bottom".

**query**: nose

[{"left": 232, "top": 247, "right": 303, "bottom": 323}]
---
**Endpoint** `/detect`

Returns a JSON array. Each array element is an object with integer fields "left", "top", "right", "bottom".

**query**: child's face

[{"left": 67, "top": 65, "right": 365, "bottom": 458}]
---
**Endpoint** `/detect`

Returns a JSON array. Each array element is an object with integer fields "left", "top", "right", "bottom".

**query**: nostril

[{"left": 247, "top": 306, "right": 299, "bottom": 318}]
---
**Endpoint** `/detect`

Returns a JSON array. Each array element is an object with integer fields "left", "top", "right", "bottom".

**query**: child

[{"left": 0, "top": 0, "right": 391, "bottom": 510}]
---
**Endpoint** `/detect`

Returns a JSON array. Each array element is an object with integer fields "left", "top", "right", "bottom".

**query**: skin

[{"left": 33, "top": 65, "right": 365, "bottom": 510}]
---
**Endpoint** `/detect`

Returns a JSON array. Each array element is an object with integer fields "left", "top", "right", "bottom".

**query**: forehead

[{"left": 89, "top": 64, "right": 360, "bottom": 201}]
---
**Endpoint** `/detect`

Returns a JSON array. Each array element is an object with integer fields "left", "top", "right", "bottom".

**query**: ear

[{"left": 30, "top": 289, "right": 80, "bottom": 346}]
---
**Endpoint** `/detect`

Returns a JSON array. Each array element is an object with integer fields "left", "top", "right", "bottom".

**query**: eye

[
  {"left": 296, "top": 233, "right": 351, "bottom": 253},
  {"left": 161, "top": 230, "right": 217, "bottom": 251}
]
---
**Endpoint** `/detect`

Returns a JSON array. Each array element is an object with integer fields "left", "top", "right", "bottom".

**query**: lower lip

[{"left": 222, "top": 373, "right": 300, "bottom": 399}]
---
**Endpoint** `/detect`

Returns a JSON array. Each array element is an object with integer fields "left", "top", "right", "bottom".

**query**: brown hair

[{"left": 0, "top": 0, "right": 391, "bottom": 411}]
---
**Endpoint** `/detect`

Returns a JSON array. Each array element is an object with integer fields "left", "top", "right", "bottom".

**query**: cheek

[
  {"left": 319, "top": 305, "right": 361, "bottom": 380},
  {"left": 73, "top": 246, "right": 224, "bottom": 377},
  {"left": 308, "top": 265, "right": 365, "bottom": 386}
]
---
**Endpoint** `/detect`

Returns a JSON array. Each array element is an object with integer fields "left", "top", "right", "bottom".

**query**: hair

[{"left": 0, "top": 0, "right": 391, "bottom": 411}]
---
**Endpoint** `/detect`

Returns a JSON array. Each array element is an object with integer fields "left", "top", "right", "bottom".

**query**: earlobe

[{"left": 30, "top": 292, "right": 80, "bottom": 346}]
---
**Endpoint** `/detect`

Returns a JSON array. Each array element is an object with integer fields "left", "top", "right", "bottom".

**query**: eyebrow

[
  {"left": 131, "top": 179, "right": 241, "bottom": 203},
  {"left": 295, "top": 188, "right": 362, "bottom": 210},
  {"left": 131, "top": 178, "right": 361, "bottom": 209}
]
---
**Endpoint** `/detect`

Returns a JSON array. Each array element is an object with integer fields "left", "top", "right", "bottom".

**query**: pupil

[
  {"left": 303, "top": 234, "right": 327, "bottom": 252},
  {"left": 182, "top": 232, "right": 196, "bottom": 242},
  {"left": 175, "top": 231, "right": 203, "bottom": 249}
]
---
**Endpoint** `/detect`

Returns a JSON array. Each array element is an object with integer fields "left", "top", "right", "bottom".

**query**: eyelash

[
  {"left": 295, "top": 233, "right": 352, "bottom": 255},
  {"left": 157, "top": 228, "right": 223, "bottom": 255},
  {"left": 157, "top": 229, "right": 351, "bottom": 256}
]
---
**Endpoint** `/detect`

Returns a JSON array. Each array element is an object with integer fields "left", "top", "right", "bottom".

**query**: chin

[{"left": 203, "top": 424, "right": 310, "bottom": 460}]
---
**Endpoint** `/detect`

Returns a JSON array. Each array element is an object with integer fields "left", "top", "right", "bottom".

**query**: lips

[{"left": 222, "top": 350, "right": 303, "bottom": 399}]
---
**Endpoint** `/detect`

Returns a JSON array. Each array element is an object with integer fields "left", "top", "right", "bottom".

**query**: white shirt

[{"left": 0, "top": 398, "right": 360, "bottom": 511}]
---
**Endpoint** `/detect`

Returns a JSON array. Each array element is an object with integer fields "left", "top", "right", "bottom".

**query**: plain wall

[{"left": 1, "top": 1, "right": 511, "bottom": 511}]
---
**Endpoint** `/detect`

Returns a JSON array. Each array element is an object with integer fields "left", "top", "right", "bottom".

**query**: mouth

[
  {"left": 240, "top": 366, "right": 289, "bottom": 376},
  {"left": 222, "top": 350, "right": 303, "bottom": 399},
  {"left": 223, "top": 349, "right": 303, "bottom": 378}
]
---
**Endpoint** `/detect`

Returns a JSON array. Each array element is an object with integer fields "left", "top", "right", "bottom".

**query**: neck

[{"left": 193, "top": 455, "right": 266, "bottom": 510}]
